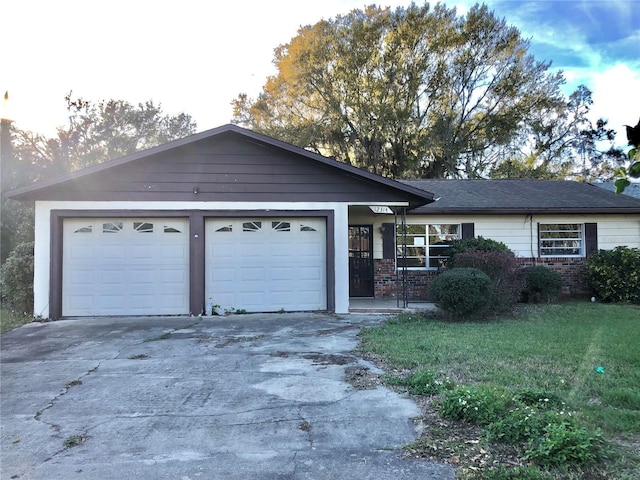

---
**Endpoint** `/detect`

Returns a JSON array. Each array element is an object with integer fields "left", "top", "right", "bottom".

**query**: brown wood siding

[{"left": 27, "top": 135, "right": 423, "bottom": 204}]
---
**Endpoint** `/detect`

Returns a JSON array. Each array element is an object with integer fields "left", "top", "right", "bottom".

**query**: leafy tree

[
  {"left": 490, "top": 85, "right": 622, "bottom": 181},
  {"left": 614, "top": 118, "right": 640, "bottom": 193},
  {"left": 1, "top": 94, "right": 196, "bottom": 262},
  {"left": 233, "top": 3, "right": 565, "bottom": 179},
  {"left": 488, "top": 155, "right": 569, "bottom": 180}
]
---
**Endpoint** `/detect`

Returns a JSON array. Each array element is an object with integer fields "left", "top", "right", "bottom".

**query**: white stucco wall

[{"left": 33, "top": 201, "right": 354, "bottom": 318}]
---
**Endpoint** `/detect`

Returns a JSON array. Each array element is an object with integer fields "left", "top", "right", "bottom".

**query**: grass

[
  {"left": 0, "top": 307, "right": 33, "bottom": 334},
  {"left": 359, "top": 301, "right": 640, "bottom": 478}
]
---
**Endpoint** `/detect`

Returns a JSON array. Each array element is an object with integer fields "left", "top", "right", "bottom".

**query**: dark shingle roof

[
  {"left": 401, "top": 179, "right": 640, "bottom": 214},
  {"left": 592, "top": 182, "right": 640, "bottom": 199}
]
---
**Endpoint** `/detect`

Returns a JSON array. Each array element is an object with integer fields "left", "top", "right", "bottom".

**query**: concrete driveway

[{"left": 1, "top": 313, "right": 454, "bottom": 480}]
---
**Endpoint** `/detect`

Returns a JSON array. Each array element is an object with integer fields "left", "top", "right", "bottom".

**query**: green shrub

[
  {"left": 449, "top": 250, "right": 525, "bottom": 311},
  {"left": 429, "top": 268, "right": 494, "bottom": 318},
  {"left": 440, "top": 385, "right": 511, "bottom": 425},
  {"left": 0, "top": 242, "right": 34, "bottom": 316},
  {"left": 583, "top": 246, "right": 640, "bottom": 303},
  {"left": 486, "top": 407, "right": 569, "bottom": 444},
  {"left": 521, "top": 266, "right": 563, "bottom": 303},
  {"left": 448, "top": 236, "right": 511, "bottom": 262},
  {"left": 512, "top": 389, "right": 565, "bottom": 410},
  {"left": 526, "top": 420, "right": 607, "bottom": 467}
]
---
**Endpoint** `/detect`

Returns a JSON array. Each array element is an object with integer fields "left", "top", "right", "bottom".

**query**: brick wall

[
  {"left": 516, "top": 257, "right": 590, "bottom": 297},
  {"left": 373, "top": 257, "right": 590, "bottom": 300},
  {"left": 374, "top": 259, "right": 440, "bottom": 300}
]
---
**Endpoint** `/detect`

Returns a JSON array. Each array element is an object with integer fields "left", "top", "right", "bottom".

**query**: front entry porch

[{"left": 348, "top": 297, "right": 438, "bottom": 314}]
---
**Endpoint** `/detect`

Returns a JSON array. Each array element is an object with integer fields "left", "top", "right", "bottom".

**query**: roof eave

[{"left": 409, "top": 207, "right": 640, "bottom": 215}]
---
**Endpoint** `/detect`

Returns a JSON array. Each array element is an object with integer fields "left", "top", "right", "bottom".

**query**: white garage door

[
  {"left": 205, "top": 218, "right": 326, "bottom": 312},
  {"left": 63, "top": 218, "right": 189, "bottom": 316}
]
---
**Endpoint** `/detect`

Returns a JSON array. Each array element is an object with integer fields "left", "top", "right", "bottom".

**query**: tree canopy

[
  {"left": 233, "top": 2, "right": 567, "bottom": 179},
  {"left": 0, "top": 94, "right": 196, "bottom": 262}
]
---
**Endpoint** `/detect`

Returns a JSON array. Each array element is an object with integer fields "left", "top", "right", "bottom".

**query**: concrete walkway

[{"left": 1, "top": 313, "right": 454, "bottom": 480}]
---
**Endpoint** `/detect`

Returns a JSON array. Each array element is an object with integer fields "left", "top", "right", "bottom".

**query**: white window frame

[
  {"left": 396, "top": 223, "right": 461, "bottom": 269},
  {"left": 539, "top": 223, "right": 584, "bottom": 257}
]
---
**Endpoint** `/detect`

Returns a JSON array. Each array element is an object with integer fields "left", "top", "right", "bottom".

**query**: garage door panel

[
  {"left": 69, "top": 245, "right": 94, "bottom": 260},
  {"left": 212, "top": 266, "right": 236, "bottom": 280},
  {"left": 160, "top": 267, "right": 188, "bottom": 283},
  {"left": 129, "top": 294, "right": 155, "bottom": 308},
  {"left": 299, "top": 267, "right": 323, "bottom": 281},
  {"left": 240, "top": 267, "right": 266, "bottom": 282},
  {"left": 205, "top": 217, "right": 326, "bottom": 313},
  {"left": 97, "top": 295, "right": 126, "bottom": 310},
  {"left": 68, "top": 269, "right": 94, "bottom": 286},
  {"left": 99, "top": 245, "right": 127, "bottom": 260},
  {"left": 129, "top": 270, "right": 155, "bottom": 285},
  {"left": 270, "top": 267, "right": 292, "bottom": 281},
  {"left": 68, "top": 295, "right": 93, "bottom": 311},
  {"left": 100, "top": 270, "right": 125, "bottom": 285},
  {"left": 130, "top": 245, "right": 154, "bottom": 259},
  {"left": 160, "top": 244, "right": 188, "bottom": 259},
  {"left": 63, "top": 218, "right": 189, "bottom": 316}
]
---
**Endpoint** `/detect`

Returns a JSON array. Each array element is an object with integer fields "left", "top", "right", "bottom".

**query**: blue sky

[
  {"left": 3, "top": 0, "right": 639, "bottom": 146},
  {"left": 455, "top": 0, "right": 640, "bottom": 137}
]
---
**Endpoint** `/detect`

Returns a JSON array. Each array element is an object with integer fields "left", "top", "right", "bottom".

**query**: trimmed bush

[
  {"left": 583, "top": 246, "right": 640, "bottom": 303},
  {"left": 449, "top": 250, "right": 525, "bottom": 311},
  {"left": 521, "top": 265, "right": 563, "bottom": 303},
  {"left": 448, "top": 236, "right": 510, "bottom": 263},
  {"left": 429, "top": 268, "right": 493, "bottom": 318},
  {"left": 0, "top": 242, "right": 34, "bottom": 316}
]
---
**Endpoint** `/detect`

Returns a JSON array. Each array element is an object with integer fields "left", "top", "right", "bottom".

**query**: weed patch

[
  {"left": 143, "top": 332, "right": 171, "bottom": 342},
  {"left": 63, "top": 434, "right": 90, "bottom": 448},
  {"left": 128, "top": 354, "right": 150, "bottom": 360},
  {"left": 386, "top": 369, "right": 454, "bottom": 396}
]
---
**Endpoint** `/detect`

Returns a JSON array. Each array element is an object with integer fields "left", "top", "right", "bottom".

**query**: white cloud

[{"left": 589, "top": 64, "right": 640, "bottom": 137}]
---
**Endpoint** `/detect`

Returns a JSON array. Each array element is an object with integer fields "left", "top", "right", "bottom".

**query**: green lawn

[
  {"left": 0, "top": 307, "right": 33, "bottom": 334},
  {"left": 359, "top": 302, "right": 640, "bottom": 478}
]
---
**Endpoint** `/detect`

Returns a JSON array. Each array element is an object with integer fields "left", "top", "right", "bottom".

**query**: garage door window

[
  {"left": 74, "top": 225, "right": 92, "bottom": 233},
  {"left": 300, "top": 224, "right": 317, "bottom": 232},
  {"left": 243, "top": 221, "right": 262, "bottom": 232},
  {"left": 134, "top": 222, "right": 154, "bottom": 233},
  {"left": 272, "top": 221, "right": 291, "bottom": 232},
  {"left": 103, "top": 222, "right": 123, "bottom": 233}
]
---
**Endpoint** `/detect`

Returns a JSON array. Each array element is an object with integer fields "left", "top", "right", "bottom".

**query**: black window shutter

[
  {"left": 584, "top": 223, "right": 598, "bottom": 257},
  {"left": 461, "top": 223, "right": 475, "bottom": 239},
  {"left": 382, "top": 223, "right": 396, "bottom": 259}
]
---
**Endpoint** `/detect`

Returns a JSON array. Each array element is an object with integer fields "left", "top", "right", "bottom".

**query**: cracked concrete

[{"left": 1, "top": 313, "right": 454, "bottom": 479}]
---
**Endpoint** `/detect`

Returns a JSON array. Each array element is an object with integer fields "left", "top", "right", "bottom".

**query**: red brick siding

[
  {"left": 374, "top": 259, "right": 440, "bottom": 300},
  {"left": 516, "top": 257, "right": 589, "bottom": 297},
  {"left": 373, "top": 257, "right": 589, "bottom": 300}
]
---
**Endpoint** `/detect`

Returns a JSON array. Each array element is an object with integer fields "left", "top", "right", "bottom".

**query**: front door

[{"left": 348, "top": 225, "right": 374, "bottom": 297}]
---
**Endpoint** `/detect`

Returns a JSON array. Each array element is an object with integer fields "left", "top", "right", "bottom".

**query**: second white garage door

[{"left": 205, "top": 218, "right": 327, "bottom": 312}]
